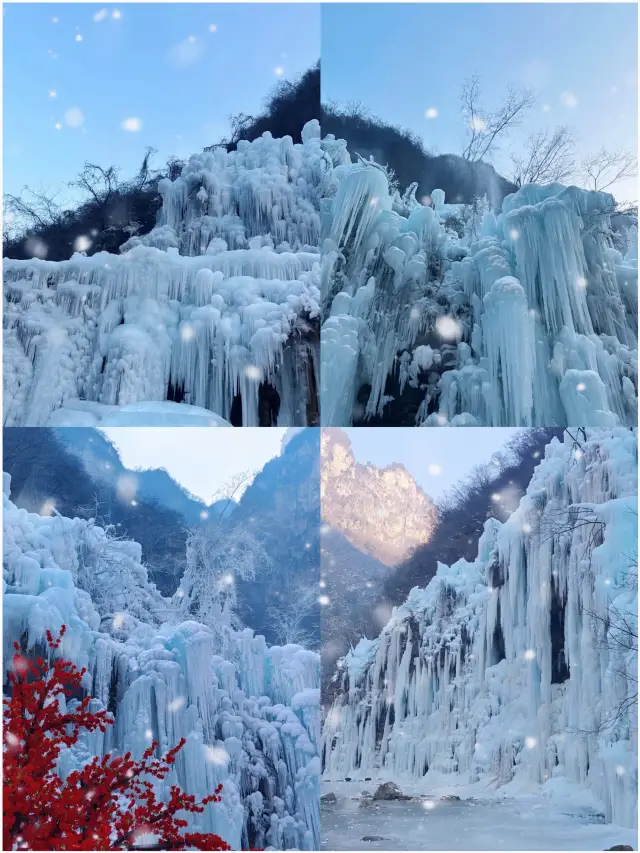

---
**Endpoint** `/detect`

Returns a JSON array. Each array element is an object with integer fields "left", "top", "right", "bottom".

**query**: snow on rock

[
  {"left": 322, "top": 428, "right": 638, "bottom": 829},
  {"left": 321, "top": 152, "right": 638, "bottom": 427},
  {"left": 2, "top": 478, "right": 320, "bottom": 849},
  {"left": 4, "top": 123, "right": 327, "bottom": 427},
  {"left": 46, "top": 399, "right": 232, "bottom": 427}
]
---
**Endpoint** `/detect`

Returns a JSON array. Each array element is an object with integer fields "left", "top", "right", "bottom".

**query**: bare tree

[
  {"left": 461, "top": 74, "right": 536, "bottom": 163},
  {"left": 69, "top": 162, "right": 120, "bottom": 208},
  {"left": 580, "top": 147, "right": 637, "bottom": 192},
  {"left": 510, "top": 126, "right": 576, "bottom": 187},
  {"left": 174, "top": 470, "right": 272, "bottom": 631},
  {"left": 3, "top": 185, "right": 68, "bottom": 234},
  {"left": 268, "top": 583, "right": 318, "bottom": 647}
]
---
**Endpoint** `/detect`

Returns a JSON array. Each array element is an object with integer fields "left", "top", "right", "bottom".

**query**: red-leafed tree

[{"left": 3, "top": 625, "right": 232, "bottom": 851}]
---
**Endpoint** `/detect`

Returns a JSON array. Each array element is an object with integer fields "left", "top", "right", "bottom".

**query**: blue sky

[
  {"left": 4, "top": 3, "right": 319, "bottom": 206},
  {"left": 101, "top": 428, "right": 286, "bottom": 503},
  {"left": 347, "top": 428, "right": 524, "bottom": 502},
  {"left": 322, "top": 3, "right": 638, "bottom": 200}
]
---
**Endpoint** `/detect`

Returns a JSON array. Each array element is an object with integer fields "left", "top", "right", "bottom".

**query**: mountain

[
  {"left": 56, "top": 428, "right": 210, "bottom": 524},
  {"left": 322, "top": 427, "right": 638, "bottom": 830},
  {"left": 234, "top": 427, "right": 320, "bottom": 645},
  {"left": 320, "top": 428, "right": 436, "bottom": 566}
]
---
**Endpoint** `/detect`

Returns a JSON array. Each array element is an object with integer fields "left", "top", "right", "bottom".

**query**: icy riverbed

[{"left": 321, "top": 782, "right": 638, "bottom": 851}]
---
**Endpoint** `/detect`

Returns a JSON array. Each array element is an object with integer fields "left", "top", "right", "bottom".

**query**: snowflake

[
  {"left": 64, "top": 107, "right": 84, "bottom": 128},
  {"left": 200, "top": 510, "right": 209, "bottom": 520},
  {"left": 318, "top": 595, "right": 330, "bottom": 606},
  {"left": 424, "top": 107, "right": 438, "bottom": 119},
  {"left": 523, "top": 649, "right": 536, "bottom": 661},
  {"left": 121, "top": 117, "right": 142, "bottom": 132},
  {"left": 75, "top": 34, "right": 83, "bottom": 42},
  {"left": 560, "top": 91, "right": 578, "bottom": 108},
  {"left": 168, "top": 697, "right": 186, "bottom": 713},
  {"left": 180, "top": 323, "right": 196, "bottom": 343},
  {"left": 427, "top": 463, "right": 442, "bottom": 476},
  {"left": 93, "top": 8, "right": 108, "bottom": 22},
  {"left": 525, "top": 736, "right": 537, "bottom": 749},
  {"left": 74, "top": 234, "right": 92, "bottom": 252},
  {"left": 576, "top": 382, "right": 586, "bottom": 392},
  {"left": 435, "top": 315, "right": 461, "bottom": 341},
  {"left": 208, "top": 23, "right": 217, "bottom": 32},
  {"left": 274, "top": 66, "right": 284, "bottom": 77}
]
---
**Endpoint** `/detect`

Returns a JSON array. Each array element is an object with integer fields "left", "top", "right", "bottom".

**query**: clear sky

[
  {"left": 3, "top": 3, "right": 319, "bottom": 205},
  {"left": 347, "top": 428, "right": 524, "bottom": 502},
  {"left": 322, "top": 3, "right": 638, "bottom": 201},
  {"left": 100, "top": 428, "right": 286, "bottom": 503}
]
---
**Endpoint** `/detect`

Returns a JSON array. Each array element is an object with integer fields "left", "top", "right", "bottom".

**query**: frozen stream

[{"left": 321, "top": 782, "right": 638, "bottom": 851}]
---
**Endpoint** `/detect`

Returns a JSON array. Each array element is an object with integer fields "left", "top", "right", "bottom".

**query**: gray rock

[
  {"left": 362, "top": 836, "right": 387, "bottom": 842},
  {"left": 372, "top": 781, "right": 410, "bottom": 801},
  {"left": 321, "top": 792, "right": 337, "bottom": 805},
  {"left": 440, "top": 794, "right": 461, "bottom": 801},
  {"left": 605, "top": 846, "right": 634, "bottom": 851}
]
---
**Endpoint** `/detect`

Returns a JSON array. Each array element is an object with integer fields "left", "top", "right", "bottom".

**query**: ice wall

[
  {"left": 322, "top": 429, "right": 638, "bottom": 828},
  {"left": 2, "top": 478, "right": 320, "bottom": 850},
  {"left": 4, "top": 123, "right": 326, "bottom": 427},
  {"left": 321, "top": 156, "right": 638, "bottom": 427}
]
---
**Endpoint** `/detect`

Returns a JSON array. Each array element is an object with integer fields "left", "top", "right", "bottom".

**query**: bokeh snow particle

[
  {"left": 204, "top": 745, "right": 230, "bottom": 766},
  {"left": 435, "top": 315, "right": 462, "bottom": 341},
  {"left": 318, "top": 595, "right": 330, "bottom": 606},
  {"left": 525, "top": 736, "right": 537, "bottom": 749},
  {"left": 144, "top": 729, "right": 153, "bottom": 740},
  {"left": 524, "top": 649, "right": 536, "bottom": 661},
  {"left": 275, "top": 67, "right": 284, "bottom": 77},
  {"left": 93, "top": 8, "right": 108, "bottom": 22},
  {"left": 49, "top": 90, "right": 57, "bottom": 98},
  {"left": 112, "top": 613, "right": 125, "bottom": 629},
  {"left": 245, "top": 364, "right": 262, "bottom": 382},
  {"left": 112, "top": 9, "right": 121, "bottom": 19},
  {"left": 121, "top": 117, "right": 142, "bottom": 132},
  {"left": 428, "top": 463, "right": 442, "bottom": 476},
  {"left": 423, "top": 799, "right": 436, "bottom": 811},
  {"left": 542, "top": 103, "right": 551, "bottom": 113},
  {"left": 200, "top": 510, "right": 209, "bottom": 520},
  {"left": 168, "top": 35, "right": 205, "bottom": 69},
  {"left": 40, "top": 499, "right": 56, "bottom": 517},
  {"left": 576, "top": 382, "right": 586, "bottom": 392},
  {"left": 116, "top": 474, "right": 138, "bottom": 503},
  {"left": 168, "top": 696, "right": 186, "bottom": 713},
  {"left": 74, "top": 235, "right": 92, "bottom": 252},
  {"left": 64, "top": 107, "right": 84, "bottom": 128},
  {"left": 208, "top": 23, "right": 217, "bottom": 32},
  {"left": 75, "top": 34, "right": 83, "bottom": 42},
  {"left": 26, "top": 238, "right": 49, "bottom": 258},
  {"left": 560, "top": 91, "right": 578, "bottom": 108},
  {"left": 425, "top": 107, "right": 438, "bottom": 119},
  {"left": 180, "top": 323, "right": 196, "bottom": 343},
  {"left": 470, "top": 116, "right": 486, "bottom": 131},
  {"left": 576, "top": 276, "right": 587, "bottom": 289}
]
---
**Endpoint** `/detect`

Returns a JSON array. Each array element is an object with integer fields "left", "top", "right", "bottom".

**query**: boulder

[
  {"left": 321, "top": 792, "right": 337, "bottom": 805},
  {"left": 362, "top": 836, "right": 387, "bottom": 842},
  {"left": 372, "top": 781, "right": 409, "bottom": 801},
  {"left": 440, "top": 794, "right": 461, "bottom": 801},
  {"left": 605, "top": 847, "right": 634, "bottom": 851}
]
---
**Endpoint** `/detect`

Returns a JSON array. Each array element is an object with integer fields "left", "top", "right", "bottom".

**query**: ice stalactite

[
  {"left": 321, "top": 147, "right": 638, "bottom": 427},
  {"left": 4, "top": 123, "right": 327, "bottom": 427},
  {"left": 2, "top": 476, "right": 320, "bottom": 850},
  {"left": 322, "top": 429, "right": 638, "bottom": 829}
]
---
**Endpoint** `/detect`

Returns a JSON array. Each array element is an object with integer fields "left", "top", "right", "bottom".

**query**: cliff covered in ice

[
  {"left": 4, "top": 121, "right": 326, "bottom": 427},
  {"left": 2, "top": 476, "right": 320, "bottom": 849},
  {"left": 320, "top": 153, "right": 638, "bottom": 427},
  {"left": 322, "top": 429, "right": 638, "bottom": 829}
]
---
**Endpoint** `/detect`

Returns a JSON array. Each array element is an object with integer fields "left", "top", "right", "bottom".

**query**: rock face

[
  {"left": 320, "top": 428, "right": 436, "bottom": 566},
  {"left": 321, "top": 793, "right": 337, "bottom": 805}
]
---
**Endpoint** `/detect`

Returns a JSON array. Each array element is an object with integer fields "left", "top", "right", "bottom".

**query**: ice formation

[
  {"left": 4, "top": 122, "right": 326, "bottom": 427},
  {"left": 322, "top": 429, "right": 638, "bottom": 829},
  {"left": 320, "top": 154, "right": 638, "bottom": 427},
  {"left": 3, "top": 475, "right": 320, "bottom": 849}
]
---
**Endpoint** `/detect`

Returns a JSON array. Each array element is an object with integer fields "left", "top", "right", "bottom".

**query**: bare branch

[
  {"left": 461, "top": 74, "right": 536, "bottom": 163},
  {"left": 510, "top": 126, "right": 576, "bottom": 187},
  {"left": 580, "top": 147, "right": 637, "bottom": 192}
]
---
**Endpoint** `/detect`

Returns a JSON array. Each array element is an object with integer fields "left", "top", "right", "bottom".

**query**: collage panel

[
  {"left": 320, "top": 426, "right": 638, "bottom": 850},
  {"left": 320, "top": 3, "right": 638, "bottom": 428},
  {"left": 4, "top": 3, "right": 321, "bottom": 428},
  {"left": 3, "top": 426, "right": 321, "bottom": 849}
]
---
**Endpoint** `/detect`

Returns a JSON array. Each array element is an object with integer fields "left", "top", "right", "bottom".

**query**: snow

[
  {"left": 4, "top": 123, "right": 326, "bottom": 427},
  {"left": 46, "top": 400, "right": 232, "bottom": 427},
  {"left": 321, "top": 152, "right": 638, "bottom": 426},
  {"left": 322, "top": 429, "right": 638, "bottom": 831},
  {"left": 3, "top": 475, "right": 320, "bottom": 849}
]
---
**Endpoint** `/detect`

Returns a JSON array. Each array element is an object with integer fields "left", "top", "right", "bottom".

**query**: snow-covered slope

[
  {"left": 321, "top": 154, "right": 638, "bottom": 427},
  {"left": 322, "top": 429, "right": 638, "bottom": 829},
  {"left": 4, "top": 121, "right": 325, "bottom": 427},
  {"left": 2, "top": 476, "right": 320, "bottom": 849}
]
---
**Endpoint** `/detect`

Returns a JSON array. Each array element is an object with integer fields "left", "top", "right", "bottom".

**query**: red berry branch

[{"left": 3, "top": 626, "right": 232, "bottom": 851}]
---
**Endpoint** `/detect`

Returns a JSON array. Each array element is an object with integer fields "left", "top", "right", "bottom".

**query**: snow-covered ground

[
  {"left": 4, "top": 122, "right": 324, "bottom": 427},
  {"left": 322, "top": 429, "right": 638, "bottom": 839},
  {"left": 321, "top": 158, "right": 638, "bottom": 427},
  {"left": 321, "top": 780, "right": 638, "bottom": 851},
  {"left": 3, "top": 473, "right": 320, "bottom": 849}
]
